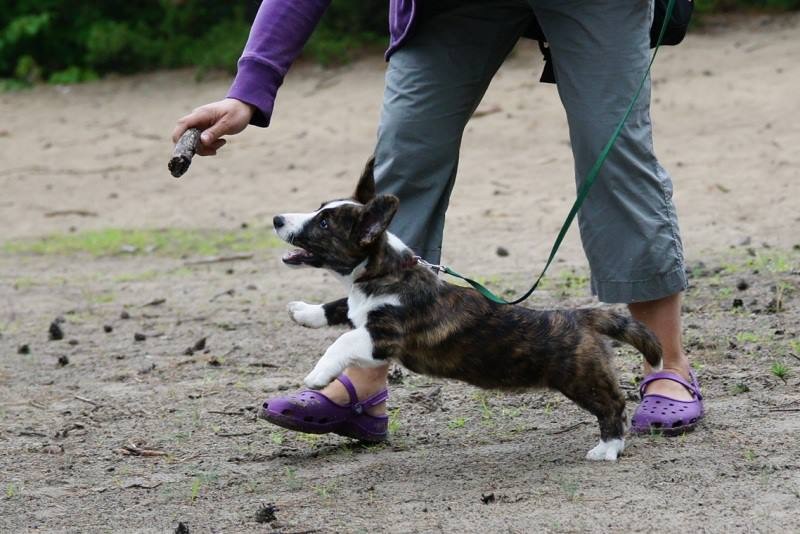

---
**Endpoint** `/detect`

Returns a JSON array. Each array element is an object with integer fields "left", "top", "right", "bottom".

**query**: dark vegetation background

[{"left": 1, "top": 0, "right": 797, "bottom": 89}]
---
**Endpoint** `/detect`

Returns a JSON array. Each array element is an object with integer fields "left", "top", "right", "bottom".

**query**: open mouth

[{"left": 282, "top": 248, "right": 323, "bottom": 267}]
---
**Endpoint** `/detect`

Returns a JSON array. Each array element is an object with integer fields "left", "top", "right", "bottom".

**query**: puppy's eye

[{"left": 319, "top": 218, "right": 328, "bottom": 229}]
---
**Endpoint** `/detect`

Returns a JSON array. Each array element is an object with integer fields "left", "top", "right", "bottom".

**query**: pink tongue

[{"left": 283, "top": 249, "right": 310, "bottom": 262}]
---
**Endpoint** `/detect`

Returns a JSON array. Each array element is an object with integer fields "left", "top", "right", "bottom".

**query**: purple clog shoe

[
  {"left": 258, "top": 374, "right": 389, "bottom": 442},
  {"left": 631, "top": 369, "right": 704, "bottom": 436}
]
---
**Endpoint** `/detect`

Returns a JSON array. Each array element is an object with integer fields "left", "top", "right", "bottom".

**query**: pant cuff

[{"left": 591, "top": 265, "right": 688, "bottom": 304}]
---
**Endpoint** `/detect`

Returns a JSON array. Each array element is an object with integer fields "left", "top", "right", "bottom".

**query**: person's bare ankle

[{"left": 317, "top": 367, "right": 388, "bottom": 416}]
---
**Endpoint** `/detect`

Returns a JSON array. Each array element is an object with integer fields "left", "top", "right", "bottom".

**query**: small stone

[
  {"left": 736, "top": 279, "right": 749, "bottom": 291},
  {"left": 57, "top": 355, "right": 69, "bottom": 367},
  {"left": 103, "top": 325, "right": 113, "bottom": 333},
  {"left": 481, "top": 493, "right": 496, "bottom": 504},
  {"left": 18, "top": 344, "right": 31, "bottom": 354},
  {"left": 49, "top": 321, "right": 64, "bottom": 341},
  {"left": 388, "top": 366, "right": 404, "bottom": 385},
  {"left": 208, "top": 357, "right": 221, "bottom": 367},
  {"left": 134, "top": 333, "right": 147, "bottom": 342},
  {"left": 174, "top": 521, "right": 190, "bottom": 534},
  {"left": 732, "top": 298, "right": 744, "bottom": 309},
  {"left": 496, "top": 246, "right": 510, "bottom": 257},
  {"left": 120, "top": 310, "right": 130, "bottom": 320},
  {"left": 68, "top": 339, "right": 79, "bottom": 346},
  {"left": 254, "top": 503, "right": 278, "bottom": 524},
  {"left": 193, "top": 337, "right": 207, "bottom": 351},
  {"left": 225, "top": 268, "right": 234, "bottom": 275}
]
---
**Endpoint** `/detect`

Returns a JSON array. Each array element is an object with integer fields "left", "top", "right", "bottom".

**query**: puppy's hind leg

[
  {"left": 557, "top": 352, "right": 628, "bottom": 461},
  {"left": 288, "top": 297, "right": 351, "bottom": 328}
]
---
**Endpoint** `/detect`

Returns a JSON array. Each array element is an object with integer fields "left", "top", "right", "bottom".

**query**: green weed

[
  {"left": 5, "top": 483, "right": 17, "bottom": 498},
  {"left": 736, "top": 332, "right": 760, "bottom": 344},
  {"left": 296, "top": 433, "right": 321, "bottom": 446},
  {"left": 448, "top": 417, "right": 467, "bottom": 429},
  {"left": 285, "top": 466, "right": 302, "bottom": 491},
  {"left": 730, "top": 383, "right": 750, "bottom": 395},
  {"left": 770, "top": 361, "right": 790, "bottom": 383},
  {"left": 269, "top": 432, "right": 285, "bottom": 446},
  {"left": 189, "top": 478, "right": 202, "bottom": 502},
  {"left": 473, "top": 392, "right": 494, "bottom": 422},
  {"left": 790, "top": 339, "right": 800, "bottom": 355},
  {"left": 388, "top": 408, "right": 401, "bottom": 434}
]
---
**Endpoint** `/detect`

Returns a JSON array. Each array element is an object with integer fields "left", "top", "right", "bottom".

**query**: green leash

[{"left": 429, "top": 0, "right": 676, "bottom": 305}]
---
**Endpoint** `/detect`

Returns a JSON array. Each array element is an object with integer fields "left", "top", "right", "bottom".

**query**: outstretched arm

[
  {"left": 227, "top": 0, "right": 332, "bottom": 127},
  {"left": 172, "top": 0, "right": 331, "bottom": 154}
]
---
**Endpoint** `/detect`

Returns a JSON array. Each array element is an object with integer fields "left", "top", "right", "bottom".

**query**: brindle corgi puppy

[{"left": 273, "top": 158, "right": 662, "bottom": 461}]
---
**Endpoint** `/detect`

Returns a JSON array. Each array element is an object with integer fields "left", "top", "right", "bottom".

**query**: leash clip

[{"left": 415, "top": 256, "right": 446, "bottom": 273}]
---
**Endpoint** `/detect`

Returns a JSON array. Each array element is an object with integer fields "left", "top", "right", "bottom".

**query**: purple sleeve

[{"left": 227, "top": 0, "right": 332, "bottom": 127}]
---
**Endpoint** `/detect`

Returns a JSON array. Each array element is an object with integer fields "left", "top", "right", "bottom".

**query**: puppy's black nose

[{"left": 273, "top": 215, "right": 285, "bottom": 229}]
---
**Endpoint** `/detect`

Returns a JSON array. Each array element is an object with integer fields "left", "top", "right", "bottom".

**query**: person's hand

[{"left": 172, "top": 98, "right": 255, "bottom": 156}]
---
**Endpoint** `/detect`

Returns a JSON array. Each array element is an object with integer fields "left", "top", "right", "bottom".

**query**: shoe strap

[
  {"left": 336, "top": 374, "right": 389, "bottom": 415},
  {"left": 639, "top": 370, "right": 702, "bottom": 401}
]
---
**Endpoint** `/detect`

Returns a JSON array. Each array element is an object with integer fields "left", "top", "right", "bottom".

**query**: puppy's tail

[{"left": 577, "top": 309, "right": 663, "bottom": 370}]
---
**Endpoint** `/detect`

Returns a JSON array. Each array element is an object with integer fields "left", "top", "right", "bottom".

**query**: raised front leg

[
  {"left": 287, "top": 297, "right": 351, "bottom": 328},
  {"left": 303, "top": 327, "right": 383, "bottom": 389}
]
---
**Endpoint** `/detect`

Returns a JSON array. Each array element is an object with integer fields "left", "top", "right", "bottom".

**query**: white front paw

[
  {"left": 287, "top": 301, "right": 327, "bottom": 328},
  {"left": 304, "top": 369, "right": 333, "bottom": 390}
]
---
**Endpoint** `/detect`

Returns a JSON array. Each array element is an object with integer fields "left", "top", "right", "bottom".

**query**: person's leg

[
  {"left": 289, "top": 2, "right": 535, "bottom": 416},
  {"left": 529, "top": 1, "right": 696, "bottom": 408},
  {"left": 629, "top": 293, "right": 692, "bottom": 401}
]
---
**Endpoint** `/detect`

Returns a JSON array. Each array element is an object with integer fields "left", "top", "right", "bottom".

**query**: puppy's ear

[
  {"left": 353, "top": 155, "right": 376, "bottom": 204},
  {"left": 357, "top": 194, "right": 399, "bottom": 247}
]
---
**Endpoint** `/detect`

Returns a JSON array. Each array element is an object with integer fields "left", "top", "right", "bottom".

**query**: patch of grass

[
  {"left": 790, "top": 339, "right": 800, "bottom": 356},
  {"left": 269, "top": 432, "right": 285, "bottom": 446},
  {"left": 189, "top": 477, "right": 202, "bottom": 502},
  {"left": 555, "top": 269, "right": 589, "bottom": 296},
  {"left": 770, "top": 361, "right": 790, "bottom": 383},
  {"left": 744, "top": 449, "right": 756, "bottom": 462},
  {"left": 296, "top": 432, "right": 321, "bottom": 446},
  {"left": 736, "top": 331, "right": 760, "bottom": 344},
  {"left": 284, "top": 466, "right": 302, "bottom": 491},
  {"left": 747, "top": 250, "right": 796, "bottom": 274},
  {"left": 730, "top": 382, "right": 750, "bottom": 395},
  {"left": 12, "top": 277, "right": 37, "bottom": 289},
  {"left": 388, "top": 408, "right": 401, "bottom": 434},
  {"left": 448, "top": 417, "right": 467, "bottom": 429},
  {"left": 3, "top": 227, "right": 280, "bottom": 257},
  {"left": 474, "top": 392, "right": 494, "bottom": 423},
  {"left": 6, "top": 483, "right": 17, "bottom": 498}
]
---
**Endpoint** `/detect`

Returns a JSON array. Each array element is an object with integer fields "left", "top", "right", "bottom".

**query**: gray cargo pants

[{"left": 373, "top": 0, "right": 688, "bottom": 304}]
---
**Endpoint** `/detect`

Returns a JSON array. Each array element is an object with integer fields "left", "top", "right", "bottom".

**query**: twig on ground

[
  {"left": 768, "top": 408, "right": 800, "bottom": 412},
  {"left": 210, "top": 289, "right": 235, "bottom": 302},
  {"left": 471, "top": 105, "right": 502, "bottom": 119},
  {"left": 44, "top": 209, "right": 98, "bottom": 218},
  {"left": 549, "top": 421, "right": 590, "bottom": 435},
  {"left": 208, "top": 410, "right": 245, "bottom": 416},
  {"left": 116, "top": 443, "right": 169, "bottom": 457},
  {"left": 215, "top": 430, "right": 258, "bottom": 438},
  {"left": 74, "top": 395, "right": 102, "bottom": 407},
  {"left": 184, "top": 253, "right": 254, "bottom": 266}
]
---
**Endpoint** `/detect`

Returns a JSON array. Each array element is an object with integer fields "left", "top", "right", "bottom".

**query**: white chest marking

[{"left": 347, "top": 287, "right": 401, "bottom": 328}]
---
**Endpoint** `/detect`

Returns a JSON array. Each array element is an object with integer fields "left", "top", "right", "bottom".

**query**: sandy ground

[{"left": 1, "top": 14, "right": 799, "bottom": 534}]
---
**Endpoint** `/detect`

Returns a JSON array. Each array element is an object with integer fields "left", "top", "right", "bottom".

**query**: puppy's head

[{"left": 273, "top": 157, "right": 399, "bottom": 276}]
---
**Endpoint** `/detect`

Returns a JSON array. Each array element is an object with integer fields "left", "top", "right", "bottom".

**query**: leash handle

[{"left": 441, "top": 0, "right": 677, "bottom": 305}]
